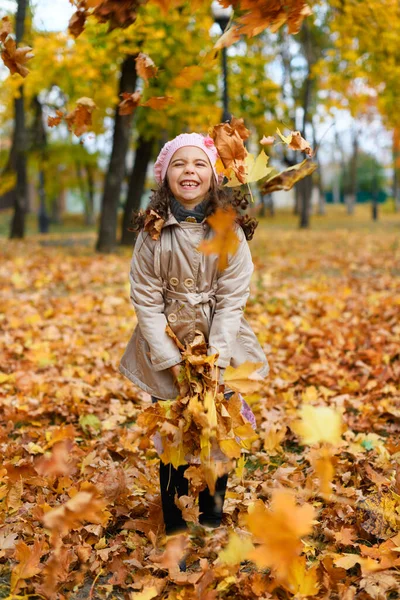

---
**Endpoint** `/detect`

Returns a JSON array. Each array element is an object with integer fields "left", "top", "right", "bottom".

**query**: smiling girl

[{"left": 119, "top": 132, "right": 269, "bottom": 538}]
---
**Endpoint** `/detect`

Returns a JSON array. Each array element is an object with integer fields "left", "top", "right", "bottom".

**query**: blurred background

[{"left": 1, "top": 0, "right": 399, "bottom": 249}]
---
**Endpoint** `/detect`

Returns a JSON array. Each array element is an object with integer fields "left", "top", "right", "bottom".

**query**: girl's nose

[{"left": 185, "top": 164, "right": 195, "bottom": 173}]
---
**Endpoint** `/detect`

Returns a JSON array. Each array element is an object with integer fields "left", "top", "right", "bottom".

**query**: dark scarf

[{"left": 169, "top": 195, "right": 208, "bottom": 223}]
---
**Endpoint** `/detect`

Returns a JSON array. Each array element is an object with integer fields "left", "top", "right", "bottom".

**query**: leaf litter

[{"left": 0, "top": 227, "right": 399, "bottom": 599}]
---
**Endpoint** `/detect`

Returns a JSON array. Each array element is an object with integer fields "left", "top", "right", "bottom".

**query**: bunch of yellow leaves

[{"left": 137, "top": 331, "right": 263, "bottom": 494}]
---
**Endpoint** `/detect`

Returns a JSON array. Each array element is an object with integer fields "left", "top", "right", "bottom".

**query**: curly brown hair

[{"left": 128, "top": 176, "right": 259, "bottom": 241}]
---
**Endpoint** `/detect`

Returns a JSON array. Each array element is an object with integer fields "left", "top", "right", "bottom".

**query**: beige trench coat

[{"left": 119, "top": 208, "right": 269, "bottom": 400}]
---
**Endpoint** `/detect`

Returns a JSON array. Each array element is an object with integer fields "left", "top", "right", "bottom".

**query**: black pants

[{"left": 152, "top": 393, "right": 233, "bottom": 535}]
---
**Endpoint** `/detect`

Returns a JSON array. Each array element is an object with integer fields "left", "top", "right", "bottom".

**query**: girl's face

[{"left": 166, "top": 146, "right": 213, "bottom": 208}]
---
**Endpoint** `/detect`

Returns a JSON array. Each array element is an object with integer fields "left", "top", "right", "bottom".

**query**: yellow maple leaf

[
  {"left": 292, "top": 405, "right": 343, "bottom": 446},
  {"left": 218, "top": 531, "right": 255, "bottom": 565},
  {"left": 223, "top": 361, "right": 265, "bottom": 393},
  {"left": 247, "top": 490, "right": 316, "bottom": 580},
  {"left": 282, "top": 555, "right": 320, "bottom": 596}
]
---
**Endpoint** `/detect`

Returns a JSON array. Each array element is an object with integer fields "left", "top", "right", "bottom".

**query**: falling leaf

[
  {"left": 64, "top": 97, "right": 97, "bottom": 137},
  {"left": 247, "top": 490, "right": 316, "bottom": 580},
  {"left": 119, "top": 91, "right": 142, "bottom": 116},
  {"left": 172, "top": 65, "right": 204, "bottom": 88},
  {"left": 197, "top": 206, "right": 240, "bottom": 271},
  {"left": 0, "top": 16, "right": 12, "bottom": 43},
  {"left": 260, "top": 135, "right": 275, "bottom": 145},
  {"left": 1, "top": 37, "right": 34, "bottom": 77},
  {"left": 277, "top": 127, "right": 313, "bottom": 157},
  {"left": 141, "top": 95, "right": 175, "bottom": 110},
  {"left": 68, "top": 9, "right": 87, "bottom": 38},
  {"left": 261, "top": 159, "right": 317, "bottom": 194},
  {"left": 225, "top": 150, "right": 273, "bottom": 187},
  {"left": 135, "top": 52, "right": 158, "bottom": 84},
  {"left": 292, "top": 405, "right": 343, "bottom": 446}
]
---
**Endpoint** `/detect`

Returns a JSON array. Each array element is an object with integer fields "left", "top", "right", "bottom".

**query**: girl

[{"left": 119, "top": 132, "right": 269, "bottom": 536}]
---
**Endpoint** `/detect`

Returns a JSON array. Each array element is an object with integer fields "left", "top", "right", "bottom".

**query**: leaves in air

[
  {"left": 197, "top": 206, "right": 240, "bottom": 271},
  {"left": 292, "top": 404, "right": 343, "bottom": 446},
  {"left": 247, "top": 489, "right": 316, "bottom": 580},
  {"left": 135, "top": 52, "right": 158, "bottom": 84},
  {"left": 0, "top": 18, "right": 34, "bottom": 78},
  {"left": 261, "top": 158, "right": 317, "bottom": 194},
  {"left": 277, "top": 126, "right": 314, "bottom": 157}
]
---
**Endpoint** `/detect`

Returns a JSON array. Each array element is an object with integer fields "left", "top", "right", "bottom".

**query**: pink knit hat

[{"left": 154, "top": 132, "right": 223, "bottom": 185}]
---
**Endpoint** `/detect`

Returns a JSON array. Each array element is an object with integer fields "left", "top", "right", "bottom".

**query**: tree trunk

[
  {"left": 31, "top": 97, "right": 50, "bottom": 233},
  {"left": 393, "top": 128, "right": 400, "bottom": 212},
  {"left": 371, "top": 174, "right": 379, "bottom": 221},
  {"left": 9, "top": 0, "right": 29, "bottom": 239},
  {"left": 96, "top": 56, "right": 137, "bottom": 253},
  {"left": 120, "top": 134, "right": 154, "bottom": 246},
  {"left": 346, "top": 126, "right": 358, "bottom": 215},
  {"left": 85, "top": 163, "right": 96, "bottom": 226}
]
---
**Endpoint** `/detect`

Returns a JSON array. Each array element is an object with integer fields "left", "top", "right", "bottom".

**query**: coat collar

[{"left": 162, "top": 207, "right": 207, "bottom": 228}]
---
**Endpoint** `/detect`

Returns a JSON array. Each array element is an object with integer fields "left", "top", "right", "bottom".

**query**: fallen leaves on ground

[{"left": 0, "top": 227, "right": 400, "bottom": 598}]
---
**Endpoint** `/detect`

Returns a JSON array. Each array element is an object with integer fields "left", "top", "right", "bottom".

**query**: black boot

[
  {"left": 198, "top": 474, "right": 228, "bottom": 527},
  {"left": 159, "top": 461, "right": 189, "bottom": 536}
]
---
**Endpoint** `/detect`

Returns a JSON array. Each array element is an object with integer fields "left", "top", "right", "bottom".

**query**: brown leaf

[
  {"left": 144, "top": 208, "right": 165, "bottom": 240},
  {"left": 47, "top": 110, "right": 64, "bottom": 128},
  {"left": 1, "top": 37, "right": 34, "bottom": 77},
  {"left": 141, "top": 95, "right": 175, "bottom": 110},
  {"left": 172, "top": 65, "right": 204, "bottom": 89},
  {"left": 261, "top": 159, "right": 317, "bottom": 194},
  {"left": 0, "top": 16, "right": 12, "bottom": 43},
  {"left": 35, "top": 440, "right": 74, "bottom": 477},
  {"left": 68, "top": 9, "right": 87, "bottom": 38},
  {"left": 174, "top": 494, "right": 200, "bottom": 523},
  {"left": 10, "top": 539, "right": 46, "bottom": 594},
  {"left": 135, "top": 52, "right": 158, "bottom": 84},
  {"left": 119, "top": 91, "right": 142, "bottom": 115},
  {"left": 65, "top": 97, "right": 97, "bottom": 137}
]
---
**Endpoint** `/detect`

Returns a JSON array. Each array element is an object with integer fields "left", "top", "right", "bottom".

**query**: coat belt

[{"left": 163, "top": 287, "right": 216, "bottom": 307}]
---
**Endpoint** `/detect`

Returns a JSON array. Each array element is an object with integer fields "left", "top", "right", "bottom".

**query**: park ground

[{"left": 0, "top": 206, "right": 400, "bottom": 598}]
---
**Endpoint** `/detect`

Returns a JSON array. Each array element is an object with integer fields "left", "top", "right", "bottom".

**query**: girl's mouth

[{"left": 180, "top": 181, "right": 200, "bottom": 188}]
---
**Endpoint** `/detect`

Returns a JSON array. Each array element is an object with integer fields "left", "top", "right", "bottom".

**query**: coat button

[
  {"left": 167, "top": 313, "right": 177, "bottom": 323},
  {"left": 184, "top": 277, "right": 194, "bottom": 288},
  {"left": 169, "top": 277, "right": 179, "bottom": 286}
]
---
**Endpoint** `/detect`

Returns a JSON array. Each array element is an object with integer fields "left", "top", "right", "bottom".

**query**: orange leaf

[
  {"left": 197, "top": 206, "right": 240, "bottom": 271},
  {"left": 11, "top": 539, "right": 45, "bottom": 594},
  {"left": 65, "top": 97, "right": 97, "bottom": 137},
  {"left": 141, "top": 95, "right": 175, "bottom": 110},
  {"left": 0, "top": 16, "right": 12, "bottom": 43},
  {"left": 1, "top": 37, "right": 34, "bottom": 78},
  {"left": 119, "top": 91, "right": 142, "bottom": 116},
  {"left": 135, "top": 52, "right": 158, "bottom": 84},
  {"left": 247, "top": 490, "right": 316, "bottom": 580},
  {"left": 172, "top": 65, "right": 204, "bottom": 89}
]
